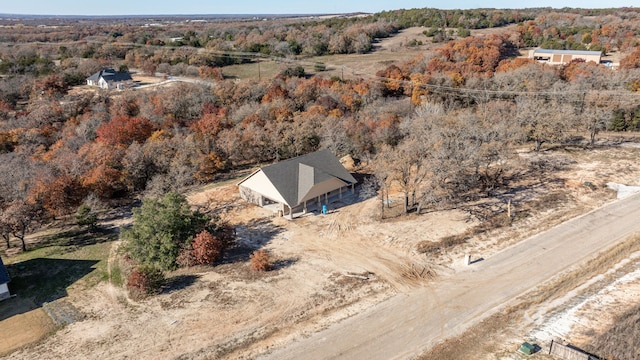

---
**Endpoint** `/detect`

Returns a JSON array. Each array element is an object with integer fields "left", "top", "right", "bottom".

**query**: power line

[{"left": 2, "top": 40, "right": 639, "bottom": 100}]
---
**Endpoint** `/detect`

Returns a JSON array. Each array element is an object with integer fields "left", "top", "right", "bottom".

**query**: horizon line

[{"left": 0, "top": 12, "right": 369, "bottom": 17}]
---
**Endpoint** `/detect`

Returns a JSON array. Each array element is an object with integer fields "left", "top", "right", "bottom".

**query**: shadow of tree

[
  {"left": 162, "top": 274, "right": 200, "bottom": 294},
  {"left": 271, "top": 257, "right": 299, "bottom": 270},
  {"left": 0, "top": 258, "right": 98, "bottom": 321},
  {"left": 28, "top": 226, "right": 118, "bottom": 253},
  {"left": 222, "top": 217, "right": 285, "bottom": 265}
]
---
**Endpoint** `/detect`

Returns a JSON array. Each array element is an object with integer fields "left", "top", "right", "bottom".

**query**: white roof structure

[{"left": 530, "top": 48, "right": 602, "bottom": 65}]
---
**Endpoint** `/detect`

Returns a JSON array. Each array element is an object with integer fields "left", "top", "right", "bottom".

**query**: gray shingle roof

[
  {"left": 244, "top": 149, "right": 357, "bottom": 207},
  {"left": 0, "top": 256, "right": 10, "bottom": 284},
  {"left": 87, "top": 68, "right": 133, "bottom": 82}
]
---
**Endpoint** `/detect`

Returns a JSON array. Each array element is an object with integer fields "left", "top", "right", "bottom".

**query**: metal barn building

[{"left": 530, "top": 49, "right": 602, "bottom": 65}]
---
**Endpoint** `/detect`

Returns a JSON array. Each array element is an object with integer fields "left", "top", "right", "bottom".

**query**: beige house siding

[
  {"left": 299, "top": 178, "right": 348, "bottom": 204},
  {"left": 238, "top": 170, "right": 287, "bottom": 205},
  {"left": 530, "top": 49, "right": 602, "bottom": 65}
]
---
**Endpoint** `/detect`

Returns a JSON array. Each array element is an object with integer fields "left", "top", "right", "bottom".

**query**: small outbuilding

[
  {"left": 238, "top": 149, "right": 357, "bottom": 219},
  {"left": 86, "top": 68, "right": 134, "bottom": 90},
  {"left": 530, "top": 49, "right": 602, "bottom": 65},
  {"left": 0, "top": 256, "right": 10, "bottom": 301}
]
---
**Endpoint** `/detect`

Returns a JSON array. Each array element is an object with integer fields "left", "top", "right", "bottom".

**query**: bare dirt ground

[
  {"left": 0, "top": 306, "right": 54, "bottom": 355},
  {"left": 3, "top": 143, "right": 640, "bottom": 360}
]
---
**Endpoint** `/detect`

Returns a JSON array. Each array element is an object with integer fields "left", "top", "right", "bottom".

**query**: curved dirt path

[{"left": 261, "top": 192, "right": 640, "bottom": 360}]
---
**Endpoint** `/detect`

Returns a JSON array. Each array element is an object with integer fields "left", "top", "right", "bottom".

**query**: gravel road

[{"left": 261, "top": 192, "right": 640, "bottom": 360}]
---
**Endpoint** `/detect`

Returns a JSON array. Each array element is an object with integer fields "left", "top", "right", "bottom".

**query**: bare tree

[
  {"left": 372, "top": 147, "right": 393, "bottom": 218},
  {"left": 580, "top": 91, "right": 615, "bottom": 145},
  {"left": 377, "top": 139, "right": 428, "bottom": 214},
  {"left": 3, "top": 200, "right": 43, "bottom": 252},
  {"left": 0, "top": 215, "right": 11, "bottom": 248},
  {"left": 515, "top": 95, "right": 577, "bottom": 151}
]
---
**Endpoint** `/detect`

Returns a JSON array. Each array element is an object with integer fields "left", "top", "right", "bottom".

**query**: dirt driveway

[{"left": 261, "top": 192, "right": 640, "bottom": 360}]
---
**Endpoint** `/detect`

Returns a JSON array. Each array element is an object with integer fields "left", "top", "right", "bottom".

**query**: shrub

[
  {"left": 121, "top": 192, "right": 211, "bottom": 270},
  {"left": 127, "top": 265, "right": 165, "bottom": 299},
  {"left": 280, "top": 66, "right": 305, "bottom": 78},
  {"left": 250, "top": 249, "right": 271, "bottom": 271},
  {"left": 176, "top": 245, "right": 196, "bottom": 268},
  {"left": 75, "top": 204, "right": 98, "bottom": 229},
  {"left": 191, "top": 230, "right": 224, "bottom": 265}
]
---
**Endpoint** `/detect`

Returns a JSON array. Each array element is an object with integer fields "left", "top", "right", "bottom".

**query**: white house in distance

[
  {"left": 86, "top": 68, "right": 134, "bottom": 90},
  {"left": 0, "top": 256, "right": 10, "bottom": 301},
  {"left": 529, "top": 48, "right": 602, "bottom": 65},
  {"left": 238, "top": 149, "right": 357, "bottom": 219}
]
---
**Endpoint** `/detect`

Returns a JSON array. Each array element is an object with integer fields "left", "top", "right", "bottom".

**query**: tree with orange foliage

[
  {"left": 495, "top": 58, "right": 536, "bottom": 73},
  {"left": 34, "top": 74, "right": 69, "bottom": 98},
  {"left": 198, "top": 66, "right": 223, "bottom": 81},
  {"left": 261, "top": 83, "right": 288, "bottom": 103},
  {"left": 250, "top": 249, "right": 271, "bottom": 271},
  {"left": 28, "top": 175, "right": 87, "bottom": 217},
  {"left": 194, "top": 152, "right": 229, "bottom": 182},
  {"left": 376, "top": 64, "right": 408, "bottom": 96},
  {"left": 620, "top": 48, "right": 640, "bottom": 69},
  {"left": 96, "top": 115, "right": 154, "bottom": 146},
  {"left": 190, "top": 107, "right": 230, "bottom": 139},
  {"left": 82, "top": 164, "right": 126, "bottom": 199}
]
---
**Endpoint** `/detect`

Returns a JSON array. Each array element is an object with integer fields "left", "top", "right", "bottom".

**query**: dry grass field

[
  {"left": 2, "top": 143, "right": 640, "bottom": 359},
  {"left": 2, "top": 27, "right": 640, "bottom": 359},
  {"left": 222, "top": 25, "right": 518, "bottom": 81}
]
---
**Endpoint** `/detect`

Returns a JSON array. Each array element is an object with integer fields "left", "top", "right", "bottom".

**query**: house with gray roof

[
  {"left": 0, "top": 256, "right": 10, "bottom": 301},
  {"left": 238, "top": 149, "right": 357, "bottom": 219},
  {"left": 86, "top": 68, "right": 134, "bottom": 90}
]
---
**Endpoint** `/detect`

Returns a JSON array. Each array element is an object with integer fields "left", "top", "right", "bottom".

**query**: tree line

[{"left": 1, "top": 9, "right": 640, "bottom": 250}]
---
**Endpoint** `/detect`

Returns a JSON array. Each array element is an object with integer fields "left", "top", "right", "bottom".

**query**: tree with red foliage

[{"left": 96, "top": 115, "right": 154, "bottom": 147}]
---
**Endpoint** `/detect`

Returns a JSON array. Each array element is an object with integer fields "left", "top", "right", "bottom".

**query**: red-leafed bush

[
  {"left": 191, "top": 230, "right": 224, "bottom": 265},
  {"left": 127, "top": 265, "right": 165, "bottom": 300}
]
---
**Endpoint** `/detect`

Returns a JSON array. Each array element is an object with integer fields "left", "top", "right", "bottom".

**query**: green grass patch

[
  {"left": 5, "top": 227, "right": 117, "bottom": 306},
  {"left": 110, "top": 261, "right": 123, "bottom": 287}
]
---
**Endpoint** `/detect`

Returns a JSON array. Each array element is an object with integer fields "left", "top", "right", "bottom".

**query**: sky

[{"left": 1, "top": 0, "right": 637, "bottom": 16}]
